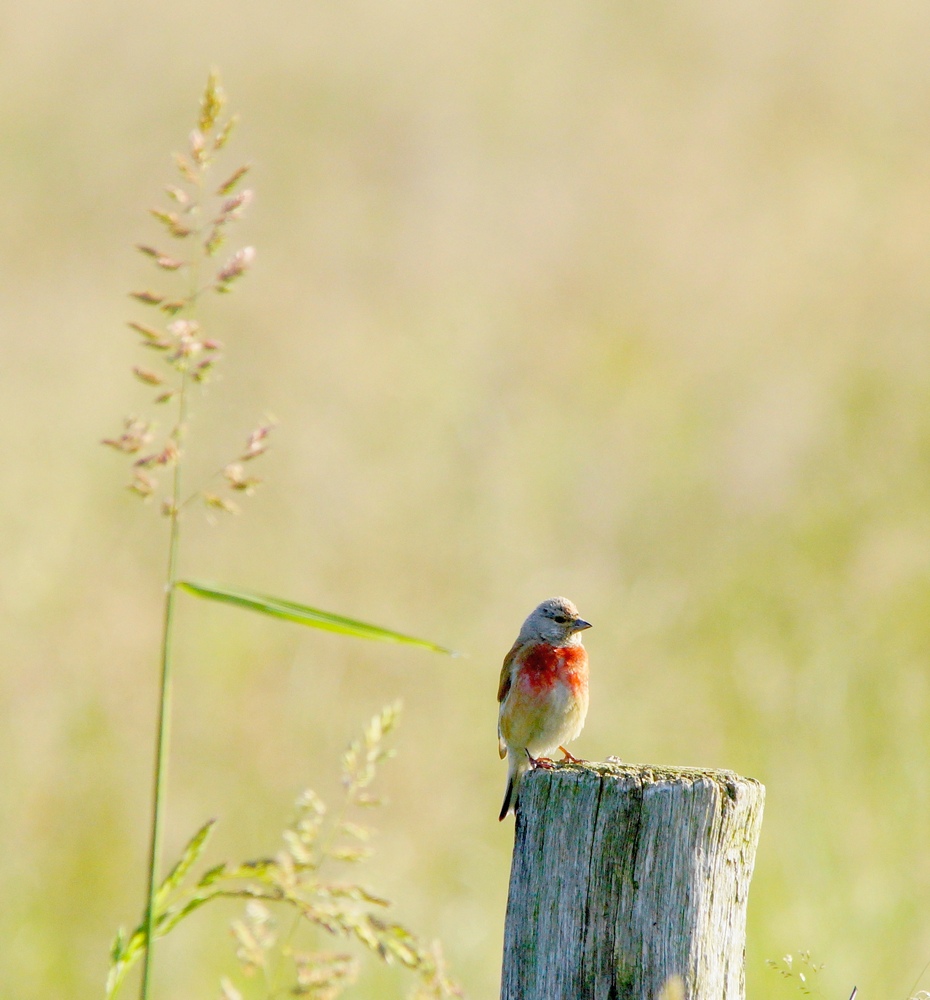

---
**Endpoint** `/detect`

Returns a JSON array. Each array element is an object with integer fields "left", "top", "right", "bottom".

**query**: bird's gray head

[{"left": 518, "top": 597, "right": 592, "bottom": 646}]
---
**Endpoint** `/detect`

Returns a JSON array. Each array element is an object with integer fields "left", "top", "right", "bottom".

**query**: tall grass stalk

[
  {"left": 140, "top": 519, "right": 180, "bottom": 1000},
  {"left": 104, "top": 72, "right": 457, "bottom": 999},
  {"left": 103, "top": 71, "right": 260, "bottom": 997},
  {"left": 140, "top": 246, "right": 194, "bottom": 1000}
]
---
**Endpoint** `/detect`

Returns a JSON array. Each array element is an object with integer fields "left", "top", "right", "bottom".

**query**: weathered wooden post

[{"left": 501, "top": 761, "right": 764, "bottom": 1000}]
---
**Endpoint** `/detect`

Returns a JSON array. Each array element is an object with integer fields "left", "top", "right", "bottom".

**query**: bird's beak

[{"left": 572, "top": 618, "right": 592, "bottom": 632}]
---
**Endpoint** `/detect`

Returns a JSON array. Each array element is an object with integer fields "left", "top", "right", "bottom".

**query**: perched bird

[{"left": 497, "top": 597, "right": 591, "bottom": 821}]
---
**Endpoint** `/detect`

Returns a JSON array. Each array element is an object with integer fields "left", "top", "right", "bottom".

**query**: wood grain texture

[{"left": 500, "top": 761, "right": 765, "bottom": 1000}]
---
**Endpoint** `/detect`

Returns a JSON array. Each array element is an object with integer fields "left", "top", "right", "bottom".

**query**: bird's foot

[
  {"left": 526, "top": 751, "right": 555, "bottom": 770},
  {"left": 558, "top": 746, "right": 585, "bottom": 764}
]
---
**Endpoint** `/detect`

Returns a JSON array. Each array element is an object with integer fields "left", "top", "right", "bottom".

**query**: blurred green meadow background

[{"left": 5, "top": 1, "right": 930, "bottom": 997}]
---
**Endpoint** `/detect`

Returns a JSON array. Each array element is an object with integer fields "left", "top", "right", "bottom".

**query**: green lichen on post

[{"left": 539, "top": 756, "right": 760, "bottom": 787}]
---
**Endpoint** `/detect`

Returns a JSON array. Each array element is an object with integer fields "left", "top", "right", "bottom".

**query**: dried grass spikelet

[
  {"left": 217, "top": 164, "right": 250, "bottom": 196},
  {"left": 199, "top": 68, "right": 226, "bottom": 134},
  {"left": 128, "top": 469, "right": 157, "bottom": 498},
  {"left": 130, "top": 290, "right": 164, "bottom": 305},
  {"left": 203, "top": 493, "right": 240, "bottom": 515},
  {"left": 132, "top": 366, "right": 165, "bottom": 387},
  {"left": 215, "top": 246, "right": 255, "bottom": 291},
  {"left": 230, "top": 901, "right": 275, "bottom": 976},
  {"left": 102, "top": 416, "right": 153, "bottom": 454},
  {"left": 223, "top": 463, "right": 261, "bottom": 493},
  {"left": 765, "top": 952, "right": 825, "bottom": 996},
  {"left": 241, "top": 419, "right": 276, "bottom": 461},
  {"left": 136, "top": 244, "right": 185, "bottom": 271}
]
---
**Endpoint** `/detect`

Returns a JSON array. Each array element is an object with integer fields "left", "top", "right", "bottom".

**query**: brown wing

[
  {"left": 497, "top": 639, "right": 521, "bottom": 704},
  {"left": 497, "top": 639, "right": 522, "bottom": 758}
]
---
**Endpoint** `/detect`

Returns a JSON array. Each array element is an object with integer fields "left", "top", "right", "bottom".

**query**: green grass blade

[
  {"left": 155, "top": 818, "right": 216, "bottom": 910},
  {"left": 177, "top": 581, "right": 458, "bottom": 655}
]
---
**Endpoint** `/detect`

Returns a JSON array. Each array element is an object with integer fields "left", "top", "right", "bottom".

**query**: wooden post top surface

[
  {"left": 522, "top": 758, "right": 764, "bottom": 799},
  {"left": 523, "top": 759, "right": 765, "bottom": 808}
]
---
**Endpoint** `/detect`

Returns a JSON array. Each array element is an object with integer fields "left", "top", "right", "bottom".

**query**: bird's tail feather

[
  {"left": 499, "top": 749, "right": 530, "bottom": 821},
  {"left": 498, "top": 776, "right": 516, "bottom": 822}
]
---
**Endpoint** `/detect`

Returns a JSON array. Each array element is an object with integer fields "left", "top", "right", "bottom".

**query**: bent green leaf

[{"left": 177, "top": 581, "right": 458, "bottom": 655}]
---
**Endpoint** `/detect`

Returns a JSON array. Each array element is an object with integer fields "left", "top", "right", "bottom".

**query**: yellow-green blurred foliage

[{"left": 4, "top": 2, "right": 930, "bottom": 997}]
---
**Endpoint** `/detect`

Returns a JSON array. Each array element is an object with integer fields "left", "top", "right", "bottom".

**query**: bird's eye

[{"left": 553, "top": 615, "right": 568, "bottom": 624}]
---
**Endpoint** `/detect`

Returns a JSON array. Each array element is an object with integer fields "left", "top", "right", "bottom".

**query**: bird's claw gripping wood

[
  {"left": 527, "top": 752, "right": 555, "bottom": 770},
  {"left": 558, "top": 746, "right": 584, "bottom": 763}
]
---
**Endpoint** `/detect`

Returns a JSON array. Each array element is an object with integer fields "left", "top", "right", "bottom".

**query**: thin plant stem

[
  {"left": 139, "top": 172, "right": 203, "bottom": 999},
  {"left": 139, "top": 373, "right": 191, "bottom": 1000}
]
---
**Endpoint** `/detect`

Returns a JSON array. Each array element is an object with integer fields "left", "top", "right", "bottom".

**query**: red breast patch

[{"left": 520, "top": 643, "right": 588, "bottom": 694}]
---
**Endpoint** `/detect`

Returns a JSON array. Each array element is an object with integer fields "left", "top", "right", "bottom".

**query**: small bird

[{"left": 497, "top": 597, "right": 591, "bottom": 820}]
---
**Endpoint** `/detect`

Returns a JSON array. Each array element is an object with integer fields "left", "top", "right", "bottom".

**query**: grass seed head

[{"left": 105, "top": 72, "right": 265, "bottom": 522}]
